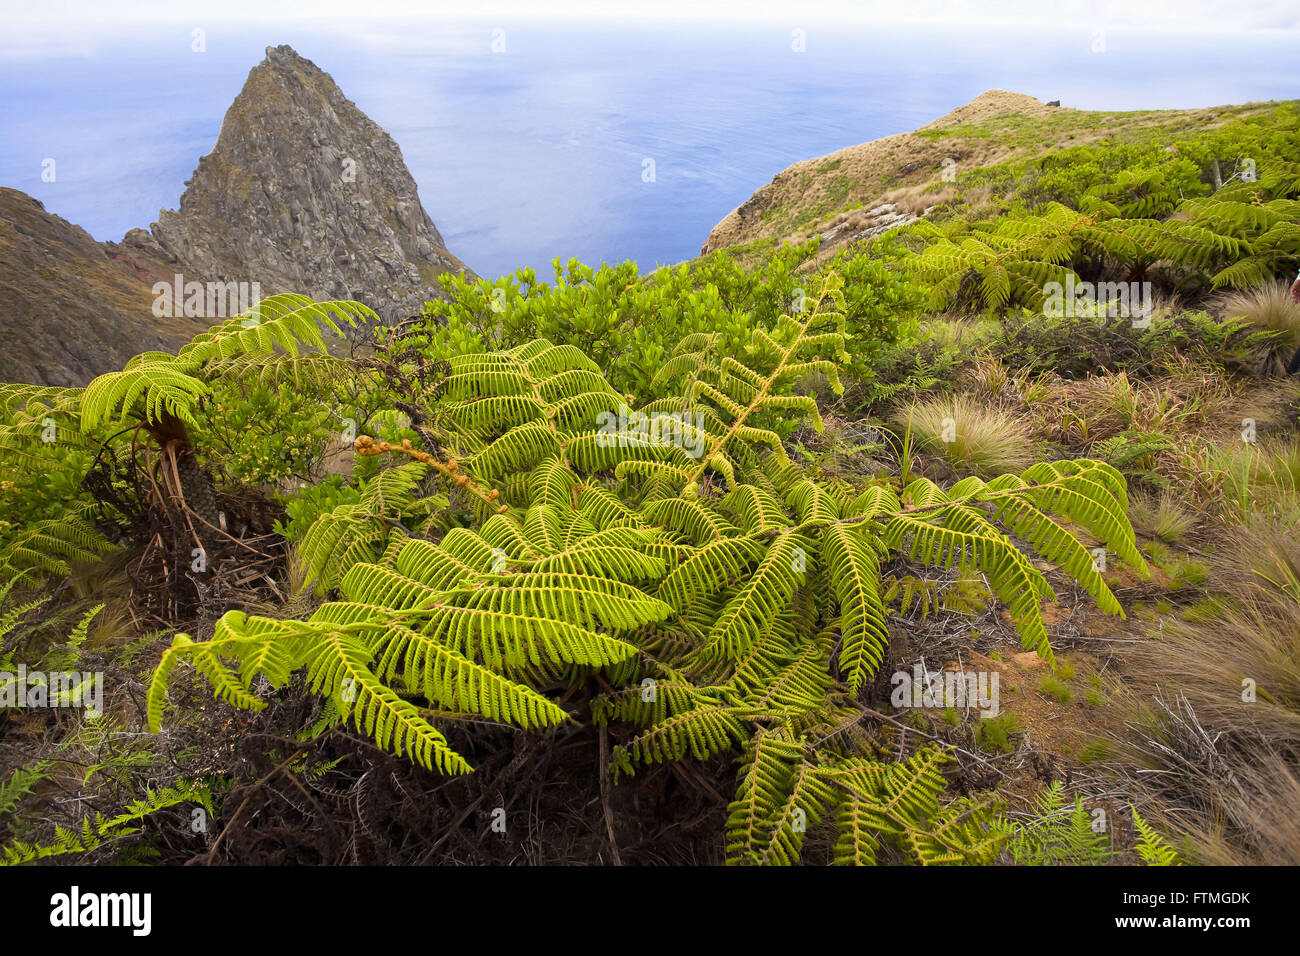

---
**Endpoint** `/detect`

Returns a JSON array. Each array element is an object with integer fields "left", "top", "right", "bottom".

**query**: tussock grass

[
  {"left": 1117, "top": 519, "right": 1300, "bottom": 864},
  {"left": 1086, "top": 370, "right": 1235, "bottom": 436},
  {"left": 1128, "top": 491, "right": 1198, "bottom": 543},
  {"left": 891, "top": 394, "right": 1036, "bottom": 478},
  {"left": 1191, "top": 439, "right": 1300, "bottom": 523},
  {"left": 1027, "top": 364, "right": 1237, "bottom": 454},
  {"left": 1227, "top": 440, "right": 1300, "bottom": 493},
  {"left": 884, "top": 184, "right": 956, "bottom": 217},
  {"left": 1219, "top": 282, "right": 1300, "bottom": 374},
  {"left": 962, "top": 353, "right": 1015, "bottom": 402},
  {"left": 1037, "top": 674, "right": 1073, "bottom": 704}
]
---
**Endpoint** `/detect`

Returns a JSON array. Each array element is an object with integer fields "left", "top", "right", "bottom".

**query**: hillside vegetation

[
  {"left": 0, "top": 93, "right": 1297, "bottom": 865},
  {"left": 704, "top": 91, "right": 1296, "bottom": 266}
]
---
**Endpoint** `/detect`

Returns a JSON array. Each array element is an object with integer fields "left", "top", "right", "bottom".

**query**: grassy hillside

[
  {"left": 703, "top": 90, "right": 1297, "bottom": 264},
  {"left": 1, "top": 92, "right": 1298, "bottom": 866}
]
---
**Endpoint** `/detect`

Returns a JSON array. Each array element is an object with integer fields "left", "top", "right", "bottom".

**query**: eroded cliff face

[
  {"left": 142, "top": 44, "right": 474, "bottom": 321},
  {"left": 1, "top": 44, "right": 475, "bottom": 385},
  {"left": 0, "top": 187, "right": 208, "bottom": 387}
]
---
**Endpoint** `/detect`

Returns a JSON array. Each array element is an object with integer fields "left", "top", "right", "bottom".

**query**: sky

[
  {"left": 3, "top": 1, "right": 1296, "bottom": 277},
  {"left": 4, "top": 0, "right": 1299, "bottom": 31}
]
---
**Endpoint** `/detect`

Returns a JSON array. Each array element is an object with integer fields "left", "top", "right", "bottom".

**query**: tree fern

[
  {"left": 143, "top": 277, "right": 1143, "bottom": 864},
  {"left": 902, "top": 161, "right": 1300, "bottom": 307},
  {"left": 0, "top": 507, "right": 118, "bottom": 581},
  {"left": 0, "top": 295, "right": 380, "bottom": 589}
]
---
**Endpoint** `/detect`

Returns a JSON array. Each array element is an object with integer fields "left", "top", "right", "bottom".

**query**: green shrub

[
  {"left": 195, "top": 382, "right": 341, "bottom": 487},
  {"left": 974, "top": 712, "right": 1024, "bottom": 754},
  {"left": 418, "top": 244, "right": 923, "bottom": 404},
  {"left": 1037, "top": 674, "right": 1073, "bottom": 703},
  {"left": 273, "top": 474, "right": 360, "bottom": 544}
]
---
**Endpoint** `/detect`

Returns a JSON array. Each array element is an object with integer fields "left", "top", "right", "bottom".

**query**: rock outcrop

[
  {"left": 0, "top": 44, "right": 473, "bottom": 385},
  {"left": 144, "top": 45, "right": 473, "bottom": 320}
]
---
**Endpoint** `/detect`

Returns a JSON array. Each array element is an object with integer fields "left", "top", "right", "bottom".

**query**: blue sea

[{"left": 2, "top": 17, "right": 1297, "bottom": 280}]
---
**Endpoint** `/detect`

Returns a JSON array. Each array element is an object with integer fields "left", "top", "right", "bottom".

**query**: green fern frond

[
  {"left": 1131, "top": 807, "right": 1182, "bottom": 866},
  {"left": 821, "top": 523, "right": 889, "bottom": 692},
  {"left": 1, "top": 781, "right": 211, "bottom": 866}
]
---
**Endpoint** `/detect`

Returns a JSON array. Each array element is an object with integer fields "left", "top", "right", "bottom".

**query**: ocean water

[{"left": 2, "top": 18, "right": 1297, "bottom": 280}]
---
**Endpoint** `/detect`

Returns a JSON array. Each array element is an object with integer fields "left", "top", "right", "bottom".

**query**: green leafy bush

[
  {"left": 273, "top": 474, "right": 361, "bottom": 543},
  {"left": 195, "top": 381, "right": 341, "bottom": 487},
  {"left": 418, "top": 243, "right": 922, "bottom": 403}
]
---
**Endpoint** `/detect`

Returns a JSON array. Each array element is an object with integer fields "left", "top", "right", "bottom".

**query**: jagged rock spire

[{"left": 141, "top": 44, "right": 472, "bottom": 320}]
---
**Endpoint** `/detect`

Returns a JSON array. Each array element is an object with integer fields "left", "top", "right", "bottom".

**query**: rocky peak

[{"left": 143, "top": 44, "right": 472, "bottom": 320}]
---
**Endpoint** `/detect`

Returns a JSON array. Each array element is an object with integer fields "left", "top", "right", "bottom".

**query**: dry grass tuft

[
  {"left": 891, "top": 394, "right": 1036, "bottom": 478},
  {"left": 1218, "top": 282, "right": 1300, "bottom": 374},
  {"left": 1128, "top": 491, "right": 1198, "bottom": 543},
  {"left": 883, "top": 184, "right": 956, "bottom": 217},
  {"left": 1116, "top": 518, "right": 1300, "bottom": 864}
]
